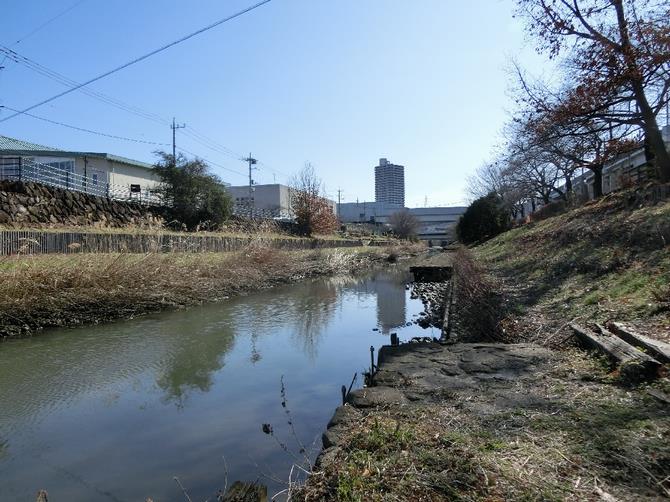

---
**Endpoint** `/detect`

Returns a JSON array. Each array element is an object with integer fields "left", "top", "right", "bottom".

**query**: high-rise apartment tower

[{"left": 374, "top": 158, "right": 405, "bottom": 206}]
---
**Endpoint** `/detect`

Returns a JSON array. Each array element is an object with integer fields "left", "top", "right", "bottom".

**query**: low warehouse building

[{"left": 0, "top": 135, "right": 162, "bottom": 204}]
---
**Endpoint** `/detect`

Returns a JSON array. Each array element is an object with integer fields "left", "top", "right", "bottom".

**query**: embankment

[
  {"left": 475, "top": 182, "right": 670, "bottom": 343},
  {"left": 296, "top": 189, "right": 670, "bottom": 500},
  {"left": 0, "top": 242, "right": 424, "bottom": 340}
]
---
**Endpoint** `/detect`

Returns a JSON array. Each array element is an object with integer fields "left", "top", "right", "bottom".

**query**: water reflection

[
  {"left": 0, "top": 266, "right": 429, "bottom": 501},
  {"left": 288, "top": 280, "right": 339, "bottom": 360},
  {"left": 350, "top": 269, "right": 411, "bottom": 334},
  {"left": 155, "top": 315, "right": 237, "bottom": 406}
]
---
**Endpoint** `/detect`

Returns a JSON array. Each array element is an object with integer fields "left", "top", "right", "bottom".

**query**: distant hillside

[{"left": 474, "top": 184, "right": 670, "bottom": 343}]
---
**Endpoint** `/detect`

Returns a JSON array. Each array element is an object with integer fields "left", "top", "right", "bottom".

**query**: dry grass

[
  {"left": 451, "top": 247, "right": 507, "bottom": 343},
  {"left": 473, "top": 185, "right": 670, "bottom": 344},
  {"left": 0, "top": 242, "right": 424, "bottom": 339},
  {"left": 0, "top": 219, "right": 394, "bottom": 242},
  {"left": 296, "top": 350, "right": 670, "bottom": 501}
]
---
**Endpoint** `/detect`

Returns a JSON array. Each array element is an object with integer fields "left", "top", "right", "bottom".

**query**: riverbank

[
  {"left": 294, "top": 217, "right": 670, "bottom": 500},
  {"left": 301, "top": 341, "right": 669, "bottom": 501},
  {"left": 0, "top": 242, "right": 424, "bottom": 340},
  {"left": 475, "top": 184, "right": 670, "bottom": 345}
]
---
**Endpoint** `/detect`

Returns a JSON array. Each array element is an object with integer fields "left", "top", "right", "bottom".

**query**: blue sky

[{"left": 0, "top": 0, "right": 543, "bottom": 206}]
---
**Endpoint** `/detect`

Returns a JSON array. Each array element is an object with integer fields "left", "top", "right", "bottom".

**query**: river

[{"left": 0, "top": 265, "right": 437, "bottom": 501}]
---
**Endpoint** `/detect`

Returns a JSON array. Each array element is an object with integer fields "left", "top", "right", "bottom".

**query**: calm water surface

[{"left": 0, "top": 266, "right": 435, "bottom": 501}]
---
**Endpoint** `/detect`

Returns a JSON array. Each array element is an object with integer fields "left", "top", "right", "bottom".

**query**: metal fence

[
  {"left": 0, "top": 157, "right": 162, "bottom": 206},
  {"left": 0, "top": 229, "right": 369, "bottom": 255},
  {"left": 232, "top": 204, "right": 293, "bottom": 220}
]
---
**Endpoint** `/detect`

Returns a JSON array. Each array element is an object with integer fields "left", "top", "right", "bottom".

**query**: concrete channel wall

[{"left": 0, "top": 230, "right": 391, "bottom": 255}]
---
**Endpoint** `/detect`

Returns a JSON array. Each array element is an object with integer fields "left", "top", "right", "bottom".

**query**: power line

[
  {"left": 0, "top": 0, "right": 272, "bottom": 124},
  {"left": 0, "top": 0, "right": 89, "bottom": 68},
  {"left": 184, "top": 127, "right": 242, "bottom": 158},
  {"left": 11, "top": 0, "right": 90, "bottom": 46},
  {"left": 0, "top": 105, "right": 170, "bottom": 145},
  {"left": 1, "top": 46, "right": 270, "bottom": 171},
  {"left": 177, "top": 146, "right": 247, "bottom": 178},
  {"left": 0, "top": 47, "right": 170, "bottom": 126},
  {"left": 179, "top": 129, "right": 242, "bottom": 160}
]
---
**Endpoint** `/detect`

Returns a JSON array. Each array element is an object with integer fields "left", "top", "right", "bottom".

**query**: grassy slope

[{"left": 474, "top": 186, "right": 670, "bottom": 342}]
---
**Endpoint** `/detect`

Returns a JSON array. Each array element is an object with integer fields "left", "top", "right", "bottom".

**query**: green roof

[
  {"left": 0, "top": 134, "right": 153, "bottom": 170},
  {"left": 0, "top": 135, "right": 60, "bottom": 152}
]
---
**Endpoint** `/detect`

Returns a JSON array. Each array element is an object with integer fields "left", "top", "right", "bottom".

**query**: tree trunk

[
  {"left": 614, "top": 0, "right": 670, "bottom": 182},
  {"left": 641, "top": 114, "right": 670, "bottom": 182},
  {"left": 591, "top": 165, "right": 603, "bottom": 198},
  {"left": 643, "top": 135, "right": 655, "bottom": 165},
  {"left": 565, "top": 175, "right": 573, "bottom": 194}
]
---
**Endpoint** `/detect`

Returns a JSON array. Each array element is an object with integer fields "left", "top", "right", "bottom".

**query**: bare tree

[
  {"left": 289, "top": 163, "right": 339, "bottom": 236},
  {"left": 516, "top": 0, "right": 670, "bottom": 180},
  {"left": 388, "top": 210, "right": 420, "bottom": 239}
]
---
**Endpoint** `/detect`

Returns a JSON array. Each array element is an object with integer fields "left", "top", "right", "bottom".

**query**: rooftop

[{"left": 0, "top": 135, "right": 154, "bottom": 170}]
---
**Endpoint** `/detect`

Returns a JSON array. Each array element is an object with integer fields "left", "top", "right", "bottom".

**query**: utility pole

[
  {"left": 171, "top": 117, "right": 186, "bottom": 164},
  {"left": 337, "top": 188, "right": 343, "bottom": 216},
  {"left": 243, "top": 153, "right": 258, "bottom": 218}
]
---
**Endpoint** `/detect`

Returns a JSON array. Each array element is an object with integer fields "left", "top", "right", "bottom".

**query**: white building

[
  {"left": 227, "top": 183, "right": 336, "bottom": 219},
  {"left": 338, "top": 201, "right": 466, "bottom": 242},
  {"left": 375, "top": 158, "right": 405, "bottom": 206},
  {"left": 0, "top": 135, "right": 161, "bottom": 203},
  {"left": 518, "top": 124, "right": 670, "bottom": 217}
]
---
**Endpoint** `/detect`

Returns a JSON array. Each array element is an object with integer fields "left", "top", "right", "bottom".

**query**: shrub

[
  {"left": 456, "top": 193, "right": 510, "bottom": 244},
  {"left": 154, "top": 151, "right": 232, "bottom": 230},
  {"left": 388, "top": 210, "right": 420, "bottom": 239}
]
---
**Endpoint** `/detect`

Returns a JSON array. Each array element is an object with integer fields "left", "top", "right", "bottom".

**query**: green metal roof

[
  {"left": 0, "top": 135, "right": 154, "bottom": 170},
  {"left": 0, "top": 135, "right": 60, "bottom": 152}
]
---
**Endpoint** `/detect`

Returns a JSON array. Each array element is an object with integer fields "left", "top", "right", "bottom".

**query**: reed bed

[{"left": 0, "top": 242, "right": 424, "bottom": 339}]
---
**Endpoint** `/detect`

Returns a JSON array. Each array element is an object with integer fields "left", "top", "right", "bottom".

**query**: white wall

[{"left": 106, "top": 160, "right": 161, "bottom": 190}]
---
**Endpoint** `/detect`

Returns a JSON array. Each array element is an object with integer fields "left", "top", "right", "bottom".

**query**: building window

[
  {"left": 91, "top": 173, "right": 98, "bottom": 186},
  {"left": 47, "top": 160, "right": 75, "bottom": 172}
]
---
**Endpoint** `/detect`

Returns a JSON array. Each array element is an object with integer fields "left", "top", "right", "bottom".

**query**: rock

[
  {"left": 346, "top": 386, "right": 408, "bottom": 408},
  {"left": 327, "top": 404, "right": 361, "bottom": 428}
]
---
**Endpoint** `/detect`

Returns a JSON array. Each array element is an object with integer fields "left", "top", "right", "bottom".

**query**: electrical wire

[
  {"left": 0, "top": 46, "right": 170, "bottom": 126},
  {"left": 1, "top": 47, "right": 268, "bottom": 171},
  {"left": 0, "top": 48, "right": 282, "bottom": 176},
  {"left": 0, "top": 0, "right": 272, "bottom": 123},
  {"left": 177, "top": 146, "right": 248, "bottom": 178},
  {"left": 0, "top": 0, "right": 89, "bottom": 68},
  {"left": 11, "top": 0, "right": 90, "bottom": 46},
  {"left": 0, "top": 105, "right": 170, "bottom": 145}
]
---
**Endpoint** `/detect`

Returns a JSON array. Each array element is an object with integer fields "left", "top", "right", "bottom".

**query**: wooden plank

[
  {"left": 570, "top": 323, "right": 661, "bottom": 381},
  {"left": 606, "top": 322, "right": 670, "bottom": 364}
]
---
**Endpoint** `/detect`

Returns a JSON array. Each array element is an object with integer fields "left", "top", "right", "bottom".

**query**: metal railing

[
  {"left": 232, "top": 202, "right": 293, "bottom": 220},
  {"left": 0, "top": 229, "right": 369, "bottom": 255},
  {"left": 0, "top": 157, "right": 162, "bottom": 206}
]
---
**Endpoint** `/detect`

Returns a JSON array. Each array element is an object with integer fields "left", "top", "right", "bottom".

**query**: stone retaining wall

[{"left": 0, "top": 180, "right": 161, "bottom": 228}]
